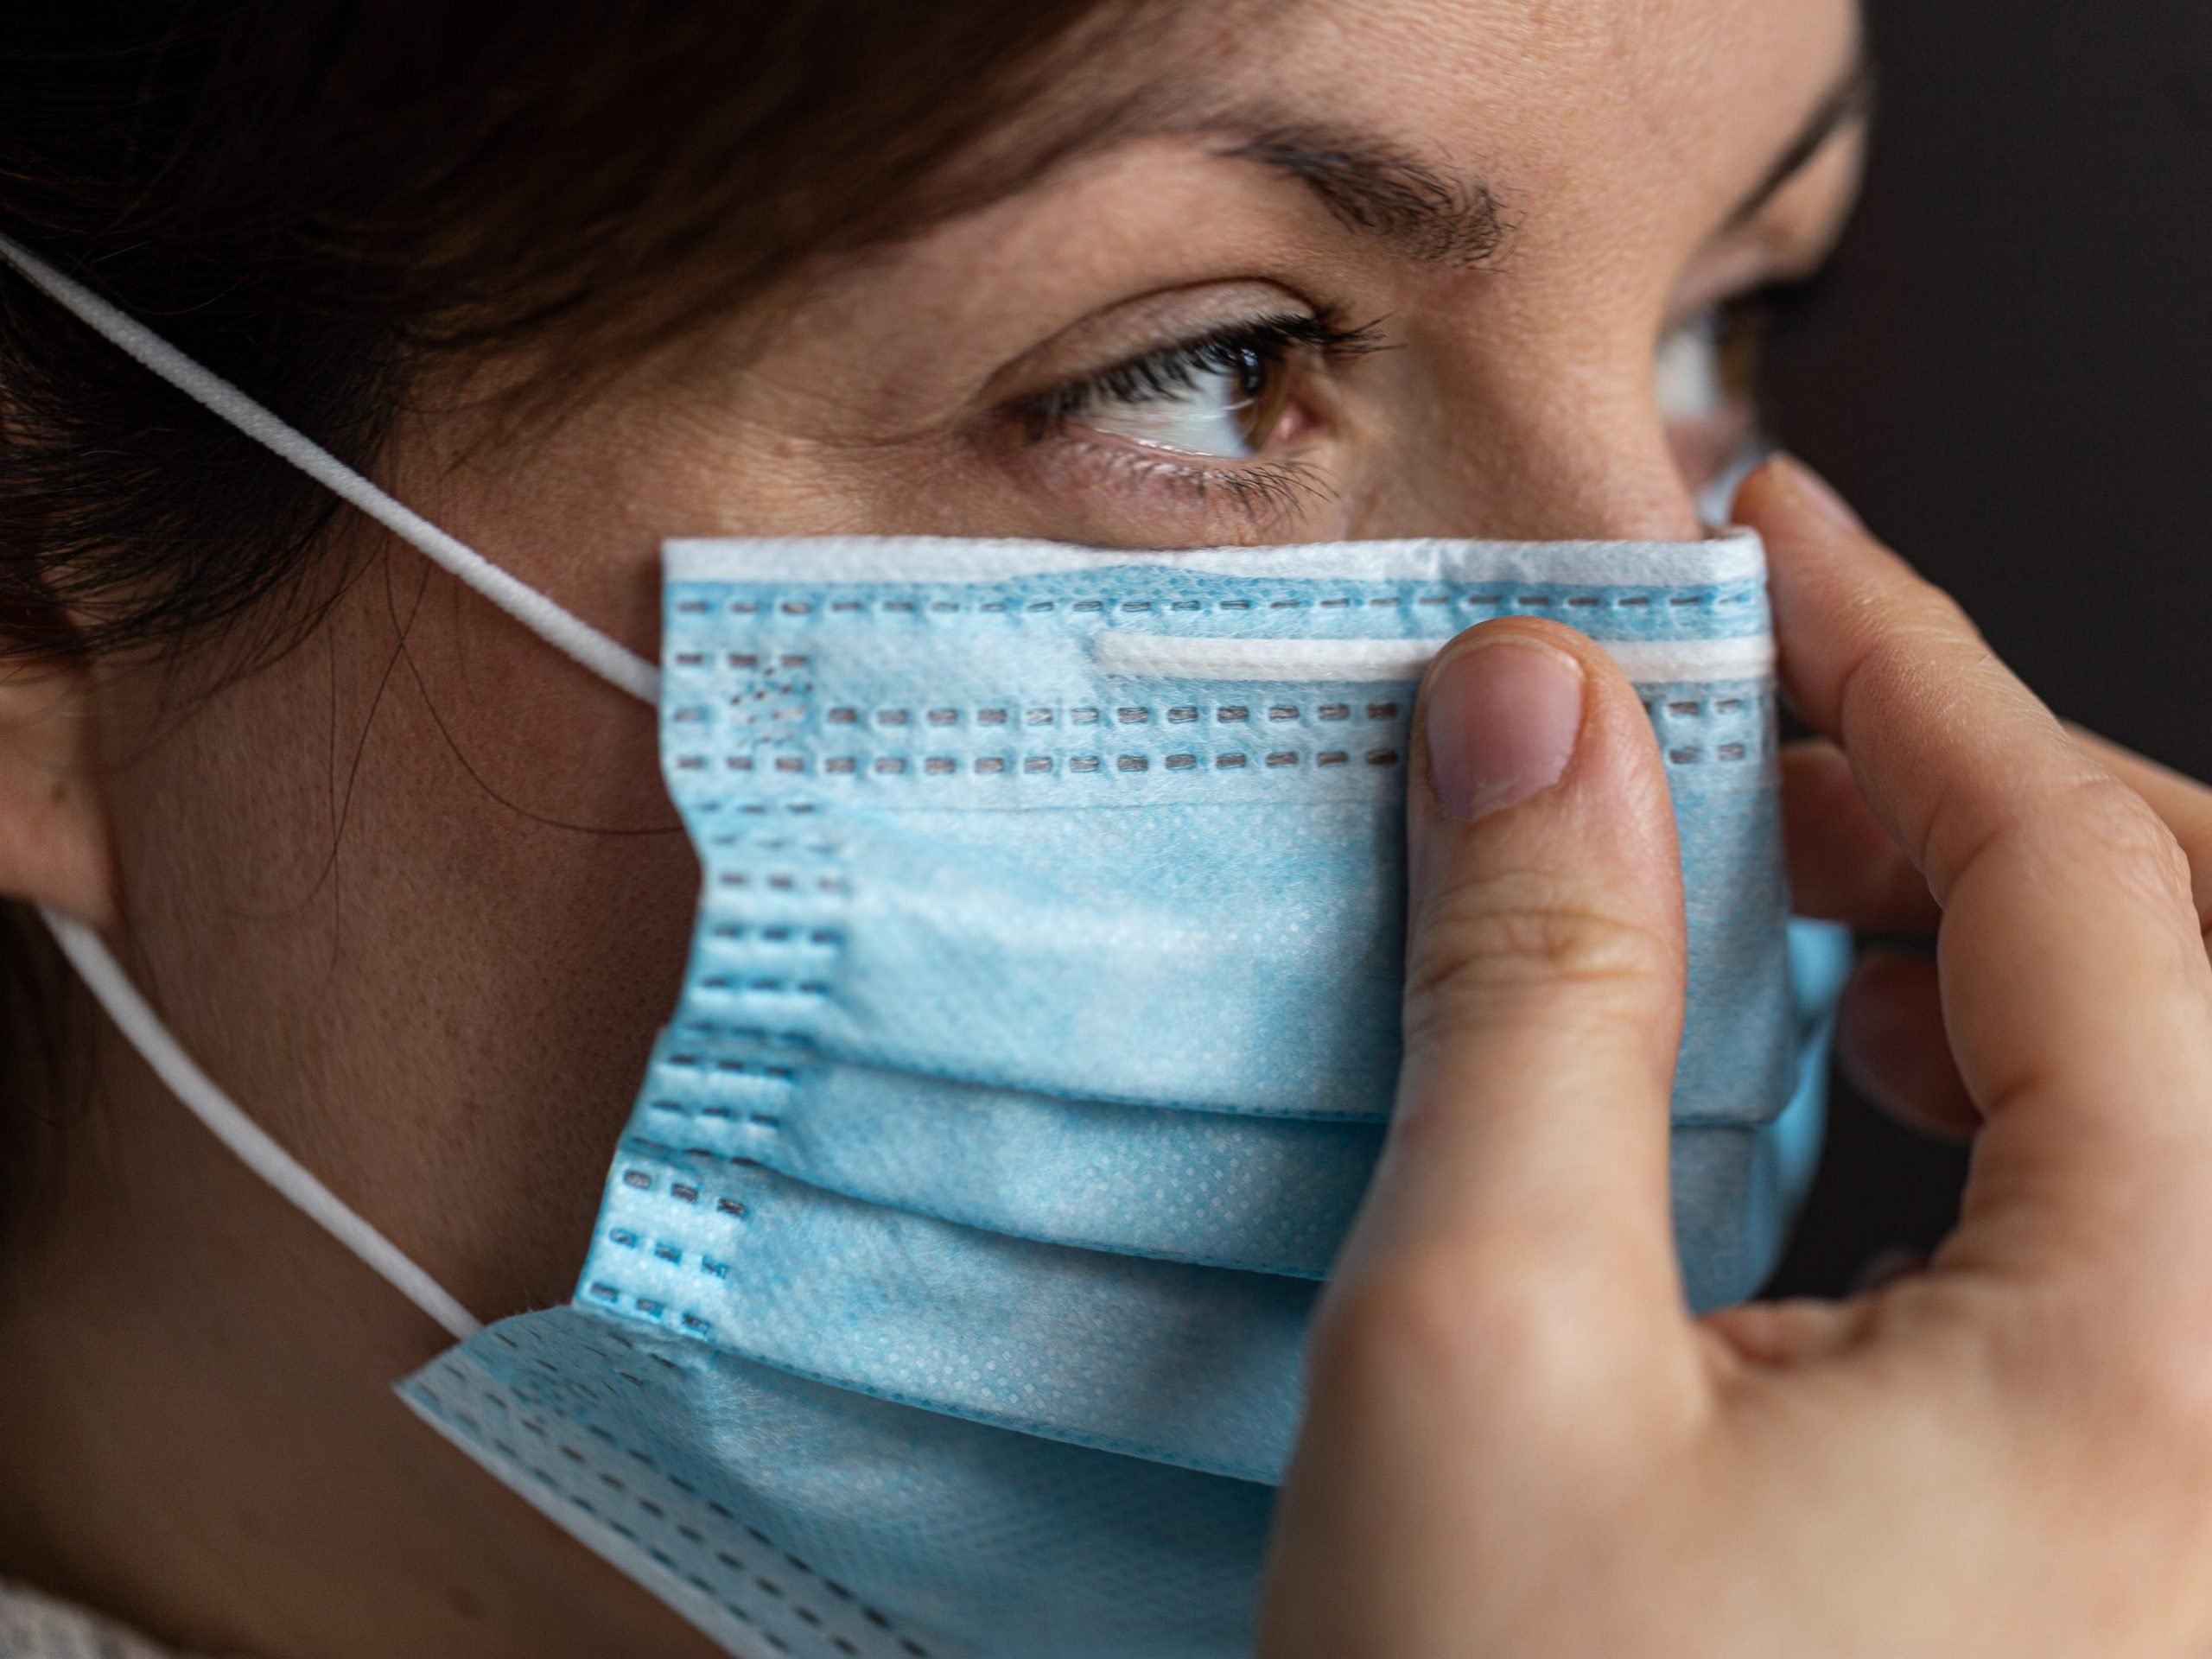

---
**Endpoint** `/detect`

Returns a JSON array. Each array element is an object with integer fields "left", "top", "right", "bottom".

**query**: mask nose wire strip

[
  {"left": 39, "top": 906, "right": 486, "bottom": 1343},
  {"left": 0, "top": 234, "right": 661, "bottom": 708}
]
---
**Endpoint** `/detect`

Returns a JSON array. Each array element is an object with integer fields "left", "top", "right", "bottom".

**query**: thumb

[
  {"left": 1333, "top": 618, "right": 1692, "bottom": 1330},
  {"left": 1267, "top": 622, "right": 1700, "bottom": 1659}
]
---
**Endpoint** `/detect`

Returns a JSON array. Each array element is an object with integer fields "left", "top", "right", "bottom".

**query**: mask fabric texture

[{"left": 400, "top": 531, "right": 1850, "bottom": 1659}]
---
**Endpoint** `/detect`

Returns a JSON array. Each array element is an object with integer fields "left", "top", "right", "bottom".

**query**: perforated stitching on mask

[
  {"left": 706, "top": 924, "right": 842, "bottom": 950},
  {"left": 669, "top": 1023, "right": 818, "bottom": 1052},
  {"left": 769, "top": 747, "right": 1414, "bottom": 777},
  {"left": 410, "top": 1358, "right": 933, "bottom": 1658},
  {"left": 708, "top": 697, "right": 1432, "bottom": 782},
  {"left": 1638, "top": 694, "right": 1775, "bottom": 766},
  {"left": 805, "top": 696, "right": 1746, "bottom": 734},
  {"left": 659, "top": 1052, "right": 804, "bottom": 1080},
  {"left": 673, "top": 584, "right": 1763, "bottom": 623},
  {"left": 689, "top": 696, "right": 1763, "bottom": 781},
  {"left": 691, "top": 736, "right": 1763, "bottom": 779},
  {"left": 683, "top": 776, "right": 858, "bottom": 1201},
  {"left": 698, "top": 698, "right": 1751, "bottom": 779},
  {"left": 712, "top": 868, "right": 850, "bottom": 894}
]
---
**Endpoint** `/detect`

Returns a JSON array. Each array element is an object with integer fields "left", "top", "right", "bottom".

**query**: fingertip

[
  {"left": 1732, "top": 457, "right": 1936, "bottom": 749},
  {"left": 1423, "top": 615, "right": 1637, "bottom": 693},
  {"left": 1416, "top": 618, "right": 1656, "bottom": 823},
  {"left": 1421, "top": 629, "right": 1586, "bottom": 823},
  {"left": 1733, "top": 453, "right": 1866, "bottom": 542}
]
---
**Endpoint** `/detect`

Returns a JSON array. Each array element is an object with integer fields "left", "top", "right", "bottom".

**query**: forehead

[{"left": 1116, "top": 0, "right": 1862, "bottom": 250}]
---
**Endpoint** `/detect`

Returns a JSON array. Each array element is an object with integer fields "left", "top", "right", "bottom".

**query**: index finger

[{"left": 1738, "top": 459, "right": 2212, "bottom": 1249}]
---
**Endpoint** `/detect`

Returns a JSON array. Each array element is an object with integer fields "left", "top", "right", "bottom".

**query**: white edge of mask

[
  {"left": 395, "top": 1382, "right": 780, "bottom": 1659},
  {"left": 662, "top": 528, "right": 1767, "bottom": 589}
]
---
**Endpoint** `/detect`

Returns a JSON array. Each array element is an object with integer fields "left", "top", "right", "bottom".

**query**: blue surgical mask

[{"left": 5, "top": 235, "right": 1849, "bottom": 1659}]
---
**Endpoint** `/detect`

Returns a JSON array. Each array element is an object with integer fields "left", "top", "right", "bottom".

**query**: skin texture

[{"left": 23, "top": 0, "right": 2198, "bottom": 1652}]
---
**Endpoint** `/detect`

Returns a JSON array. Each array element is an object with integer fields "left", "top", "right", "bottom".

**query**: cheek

[{"left": 105, "top": 554, "right": 701, "bottom": 1319}]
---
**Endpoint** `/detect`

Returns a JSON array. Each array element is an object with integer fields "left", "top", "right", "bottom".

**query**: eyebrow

[
  {"left": 1191, "top": 52, "right": 1872, "bottom": 270},
  {"left": 1212, "top": 124, "right": 1511, "bottom": 269}
]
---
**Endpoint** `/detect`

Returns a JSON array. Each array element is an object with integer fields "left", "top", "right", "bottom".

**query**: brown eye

[
  {"left": 1226, "top": 344, "right": 1292, "bottom": 451},
  {"left": 1063, "top": 339, "right": 1296, "bottom": 459},
  {"left": 1031, "top": 308, "right": 1379, "bottom": 463}
]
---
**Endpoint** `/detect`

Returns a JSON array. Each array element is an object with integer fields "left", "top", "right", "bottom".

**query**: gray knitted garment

[{"left": 0, "top": 1583, "right": 189, "bottom": 1659}]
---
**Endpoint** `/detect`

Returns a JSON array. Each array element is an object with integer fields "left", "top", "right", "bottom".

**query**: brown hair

[{"left": 0, "top": 0, "right": 1127, "bottom": 1235}]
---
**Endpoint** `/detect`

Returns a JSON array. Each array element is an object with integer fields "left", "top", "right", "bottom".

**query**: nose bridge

[
  {"left": 1516, "top": 389, "right": 1711, "bottom": 542},
  {"left": 1461, "top": 352, "right": 1710, "bottom": 542},
  {"left": 1363, "top": 294, "right": 1715, "bottom": 546}
]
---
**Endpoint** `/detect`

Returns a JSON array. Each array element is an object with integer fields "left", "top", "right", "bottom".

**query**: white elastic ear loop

[
  {"left": 0, "top": 233, "right": 661, "bottom": 706},
  {"left": 40, "top": 907, "right": 485, "bottom": 1343}
]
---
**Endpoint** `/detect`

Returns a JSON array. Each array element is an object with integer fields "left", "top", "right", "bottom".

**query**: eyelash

[
  {"left": 1019, "top": 309, "right": 1386, "bottom": 442},
  {"left": 1007, "top": 287, "right": 1775, "bottom": 527}
]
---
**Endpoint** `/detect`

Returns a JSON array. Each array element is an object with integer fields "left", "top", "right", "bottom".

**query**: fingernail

[
  {"left": 1425, "top": 637, "right": 1585, "bottom": 821},
  {"left": 1773, "top": 454, "right": 1865, "bottom": 535}
]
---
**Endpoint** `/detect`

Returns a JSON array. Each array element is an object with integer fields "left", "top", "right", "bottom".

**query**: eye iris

[
  {"left": 1232, "top": 346, "right": 1268, "bottom": 399},
  {"left": 1044, "top": 313, "right": 1355, "bottom": 460},
  {"left": 1230, "top": 347, "right": 1290, "bottom": 451}
]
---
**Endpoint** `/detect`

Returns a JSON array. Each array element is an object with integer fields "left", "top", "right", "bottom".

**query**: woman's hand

[
  {"left": 1257, "top": 457, "right": 2212, "bottom": 1657},
  {"left": 1791, "top": 702, "right": 2212, "bottom": 1143}
]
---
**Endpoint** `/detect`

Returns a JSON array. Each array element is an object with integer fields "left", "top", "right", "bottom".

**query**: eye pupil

[
  {"left": 1234, "top": 346, "right": 1268, "bottom": 400},
  {"left": 1232, "top": 349, "right": 1290, "bottom": 451}
]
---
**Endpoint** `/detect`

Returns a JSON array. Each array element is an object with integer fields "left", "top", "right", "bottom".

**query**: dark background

[{"left": 1764, "top": 0, "right": 2212, "bottom": 1292}]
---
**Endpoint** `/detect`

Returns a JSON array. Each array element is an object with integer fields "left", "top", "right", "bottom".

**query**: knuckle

[
  {"left": 2170, "top": 810, "right": 2212, "bottom": 893},
  {"left": 1403, "top": 877, "right": 1675, "bottom": 1047},
  {"left": 2060, "top": 772, "right": 2196, "bottom": 910},
  {"left": 1917, "top": 739, "right": 2197, "bottom": 928}
]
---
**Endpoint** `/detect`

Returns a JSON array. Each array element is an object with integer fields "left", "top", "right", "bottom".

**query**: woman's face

[{"left": 8, "top": 0, "right": 1863, "bottom": 1624}]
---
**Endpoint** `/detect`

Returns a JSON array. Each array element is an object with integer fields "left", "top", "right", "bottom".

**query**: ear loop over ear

[{"left": 0, "top": 233, "right": 662, "bottom": 705}]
